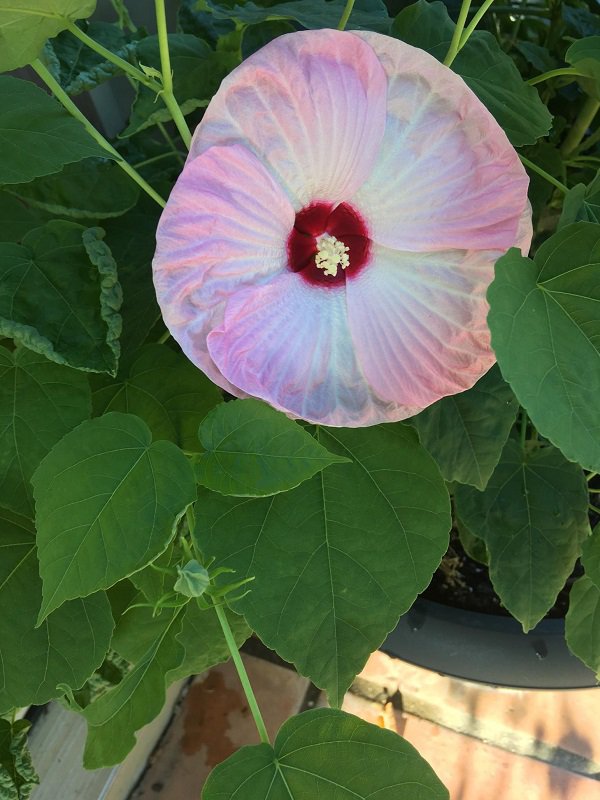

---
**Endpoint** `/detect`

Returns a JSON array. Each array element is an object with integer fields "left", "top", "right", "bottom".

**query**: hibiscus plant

[{"left": 1, "top": 0, "right": 600, "bottom": 796}]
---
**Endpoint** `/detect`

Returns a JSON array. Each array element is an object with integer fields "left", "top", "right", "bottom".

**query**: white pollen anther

[{"left": 315, "top": 234, "right": 350, "bottom": 277}]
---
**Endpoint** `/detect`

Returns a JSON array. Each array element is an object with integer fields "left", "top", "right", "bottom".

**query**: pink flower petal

[
  {"left": 152, "top": 143, "right": 294, "bottom": 393},
  {"left": 206, "top": 274, "right": 401, "bottom": 427},
  {"left": 350, "top": 33, "right": 531, "bottom": 253},
  {"left": 346, "top": 246, "right": 501, "bottom": 408},
  {"left": 188, "top": 30, "right": 387, "bottom": 208}
]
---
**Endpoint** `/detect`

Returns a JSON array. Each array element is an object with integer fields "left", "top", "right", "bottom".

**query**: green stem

[
  {"left": 573, "top": 125, "right": 600, "bottom": 155},
  {"left": 443, "top": 0, "right": 472, "bottom": 67},
  {"left": 156, "top": 328, "right": 172, "bottom": 343},
  {"left": 66, "top": 21, "right": 156, "bottom": 89},
  {"left": 157, "top": 121, "right": 185, "bottom": 166},
  {"left": 587, "top": 472, "right": 598, "bottom": 483},
  {"left": 214, "top": 601, "right": 270, "bottom": 745},
  {"left": 527, "top": 66, "right": 585, "bottom": 87},
  {"left": 561, "top": 96, "right": 600, "bottom": 158},
  {"left": 154, "top": 0, "right": 192, "bottom": 149},
  {"left": 31, "top": 59, "right": 166, "bottom": 208},
  {"left": 459, "top": 0, "right": 497, "bottom": 49},
  {"left": 519, "top": 155, "right": 569, "bottom": 194},
  {"left": 133, "top": 151, "right": 185, "bottom": 169},
  {"left": 186, "top": 504, "right": 196, "bottom": 537},
  {"left": 589, "top": 503, "right": 600, "bottom": 515},
  {"left": 337, "top": 0, "right": 356, "bottom": 30}
]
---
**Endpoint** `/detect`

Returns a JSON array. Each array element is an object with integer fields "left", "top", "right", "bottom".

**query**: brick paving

[{"left": 130, "top": 649, "right": 600, "bottom": 799}]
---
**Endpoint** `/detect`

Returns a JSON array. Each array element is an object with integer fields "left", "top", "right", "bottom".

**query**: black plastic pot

[{"left": 383, "top": 597, "right": 597, "bottom": 689}]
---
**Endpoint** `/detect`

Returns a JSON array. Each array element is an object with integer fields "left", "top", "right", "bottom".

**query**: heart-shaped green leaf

[
  {"left": 195, "top": 398, "right": 350, "bottom": 496},
  {"left": 0, "top": 508, "right": 114, "bottom": 713},
  {"left": 454, "top": 439, "right": 590, "bottom": 631},
  {"left": 488, "top": 223, "right": 600, "bottom": 471},
  {"left": 0, "top": 346, "right": 90, "bottom": 518},
  {"left": 203, "top": 708, "right": 448, "bottom": 799},
  {"left": 197, "top": 424, "right": 450, "bottom": 705},
  {"left": 33, "top": 412, "right": 196, "bottom": 621}
]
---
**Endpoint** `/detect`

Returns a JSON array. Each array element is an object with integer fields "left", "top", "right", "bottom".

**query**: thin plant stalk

[
  {"left": 154, "top": 0, "right": 192, "bottom": 148},
  {"left": 337, "top": 0, "right": 356, "bottom": 30},
  {"left": 527, "top": 67, "right": 585, "bottom": 86},
  {"left": 214, "top": 601, "right": 271, "bottom": 745},
  {"left": 66, "top": 21, "right": 156, "bottom": 89},
  {"left": 31, "top": 59, "right": 166, "bottom": 208},
  {"left": 519, "top": 155, "right": 569, "bottom": 194},
  {"left": 561, "top": 96, "right": 600, "bottom": 158},
  {"left": 459, "top": 0, "right": 497, "bottom": 49},
  {"left": 444, "top": 0, "right": 472, "bottom": 66}
]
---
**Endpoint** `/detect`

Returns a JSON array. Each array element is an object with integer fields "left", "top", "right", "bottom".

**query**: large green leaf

[
  {"left": 6, "top": 159, "right": 139, "bottom": 219},
  {"left": 83, "top": 607, "right": 184, "bottom": 768},
  {"left": 203, "top": 0, "right": 390, "bottom": 31},
  {"left": 565, "top": 526, "right": 600, "bottom": 678},
  {"left": 93, "top": 345, "right": 222, "bottom": 453},
  {"left": 411, "top": 365, "right": 518, "bottom": 490},
  {"left": 488, "top": 223, "right": 600, "bottom": 472},
  {"left": 0, "top": 1, "right": 96, "bottom": 72},
  {"left": 566, "top": 37, "right": 600, "bottom": 100},
  {"left": 197, "top": 424, "right": 450, "bottom": 705},
  {"left": 195, "top": 399, "right": 350, "bottom": 496},
  {"left": 122, "top": 35, "right": 238, "bottom": 138},
  {"left": 47, "top": 20, "right": 138, "bottom": 95},
  {"left": 203, "top": 708, "right": 448, "bottom": 799},
  {"left": 32, "top": 412, "right": 197, "bottom": 621},
  {"left": 0, "top": 719, "right": 38, "bottom": 800},
  {"left": 454, "top": 440, "right": 590, "bottom": 631},
  {"left": 0, "top": 508, "right": 114, "bottom": 712},
  {"left": 0, "top": 194, "right": 44, "bottom": 242},
  {"left": 392, "top": 0, "right": 552, "bottom": 146},
  {"left": 0, "top": 77, "right": 107, "bottom": 184},
  {"left": 101, "top": 194, "right": 162, "bottom": 364},
  {"left": 0, "top": 221, "right": 121, "bottom": 376},
  {"left": 0, "top": 346, "right": 90, "bottom": 518}
]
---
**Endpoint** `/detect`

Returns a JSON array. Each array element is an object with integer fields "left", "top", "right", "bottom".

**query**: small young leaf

[
  {"left": 0, "top": 719, "right": 39, "bottom": 800},
  {"left": 197, "top": 424, "right": 450, "bottom": 706},
  {"left": 195, "top": 398, "right": 350, "bottom": 497},
  {"left": 0, "top": 77, "right": 108, "bottom": 184},
  {"left": 32, "top": 412, "right": 197, "bottom": 621},
  {"left": 455, "top": 440, "right": 590, "bottom": 631},
  {"left": 0, "top": 1, "right": 96, "bottom": 72},
  {"left": 0, "top": 222, "right": 122, "bottom": 376},
  {"left": 122, "top": 35, "right": 239, "bottom": 138},
  {"left": 0, "top": 509, "right": 114, "bottom": 712},
  {"left": 559, "top": 172, "right": 600, "bottom": 227},
  {"left": 203, "top": 708, "right": 448, "bottom": 799},
  {"left": 93, "top": 344, "right": 222, "bottom": 452},
  {"left": 488, "top": 223, "right": 600, "bottom": 472},
  {"left": 6, "top": 159, "right": 139, "bottom": 219},
  {"left": 566, "top": 37, "right": 600, "bottom": 100},
  {"left": 0, "top": 346, "right": 90, "bottom": 518},
  {"left": 411, "top": 365, "right": 518, "bottom": 490}
]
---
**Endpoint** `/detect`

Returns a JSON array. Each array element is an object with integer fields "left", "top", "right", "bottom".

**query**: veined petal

[
  {"left": 188, "top": 30, "right": 387, "bottom": 208},
  {"left": 206, "top": 274, "right": 401, "bottom": 427},
  {"left": 153, "top": 143, "right": 293, "bottom": 392},
  {"left": 350, "top": 33, "right": 531, "bottom": 253},
  {"left": 347, "top": 246, "right": 500, "bottom": 409}
]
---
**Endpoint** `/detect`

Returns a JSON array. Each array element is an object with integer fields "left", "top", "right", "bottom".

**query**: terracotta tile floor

[{"left": 131, "top": 649, "right": 600, "bottom": 800}]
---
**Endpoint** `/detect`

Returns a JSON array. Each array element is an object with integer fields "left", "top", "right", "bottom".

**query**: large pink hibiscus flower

[{"left": 153, "top": 29, "right": 531, "bottom": 427}]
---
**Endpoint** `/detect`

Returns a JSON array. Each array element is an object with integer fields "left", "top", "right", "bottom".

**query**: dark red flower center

[{"left": 286, "top": 201, "right": 371, "bottom": 287}]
